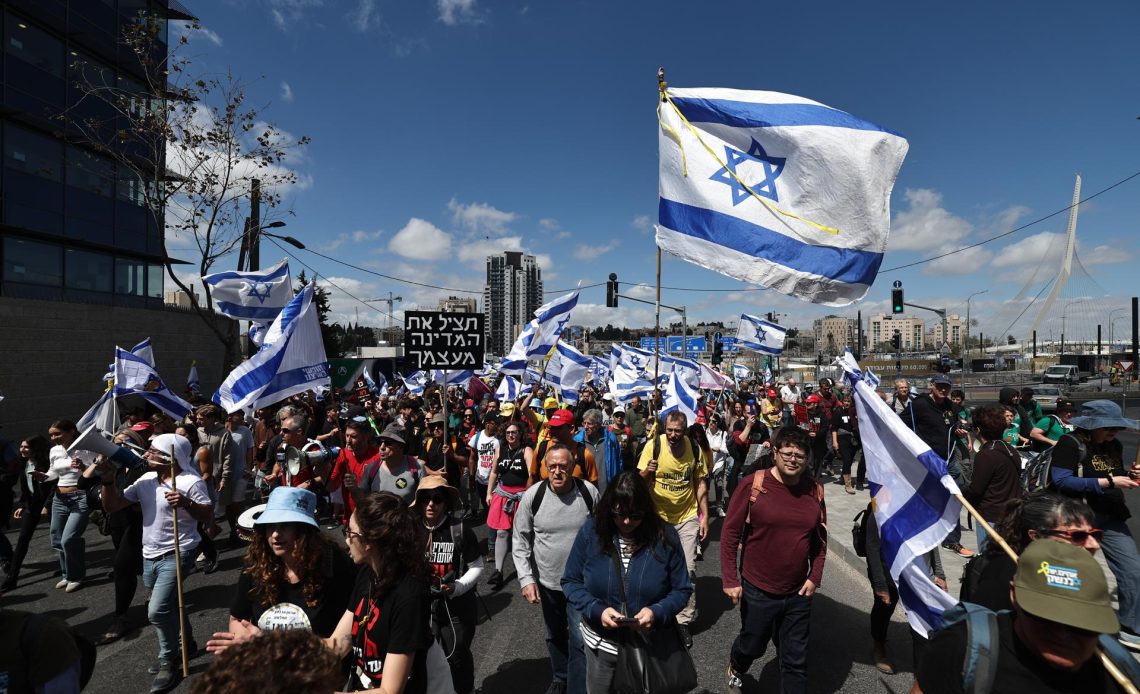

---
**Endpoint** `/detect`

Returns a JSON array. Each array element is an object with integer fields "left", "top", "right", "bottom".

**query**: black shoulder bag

[{"left": 610, "top": 541, "right": 698, "bottom": 694}]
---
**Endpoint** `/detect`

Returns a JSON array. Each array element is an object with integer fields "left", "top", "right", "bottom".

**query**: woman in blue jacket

[{"left": 562, "top": 470, "right": 692, "bottom": 694}]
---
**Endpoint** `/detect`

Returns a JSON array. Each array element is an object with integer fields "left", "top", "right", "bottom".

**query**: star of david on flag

[
  {"left": 202, "top": 258, "right": 293, "bottom": 322},
  {"left": 734, "top": 313, "right": 786, "bottom": 355},
  {"left": 657, "top": 86, "right": 909, "bottom": 306}
]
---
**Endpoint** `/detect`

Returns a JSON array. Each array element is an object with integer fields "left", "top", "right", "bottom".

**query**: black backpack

[
  {"left": 1020, "top": 433, "right": 1084, "bottom": 495},
  {"left": 17, "top": 612, "right": 97, "bottom": 690},
  {"left": 530, "top": 478, "right": 595, "bottom": 516}
]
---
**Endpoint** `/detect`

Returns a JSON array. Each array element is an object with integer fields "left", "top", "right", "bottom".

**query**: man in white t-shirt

[
  {"left": 467, "top": 415, "right": 501, "bottom": 507},
  {"left": 779, "top": 377, "right": 802, "bottom": 427},
  {"left": 98, "top": 433, "right": 212, "bottom": 693}
]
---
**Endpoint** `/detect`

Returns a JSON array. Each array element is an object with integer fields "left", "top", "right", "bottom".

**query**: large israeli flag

[
  {"left": 612, "top": 363, "right": 654, "bottom": 403},
  {"left": 500, "top": 290, "right": 580, "bottom": 375},
  {"left": 214, "top": 283, "right": 330, "bottom": 413},
  {"left": 735, "top": 314, "right": 787, "bottom": 355},
  {"left": 661, "top": 371, "right": 699, "bottom": 424},
  {"left": 202, "top": 258, "right": 293, "bottom": 322},
  {"left": 838, "top": 350, "right": 960, "bottom": 637},
  {"left": 657, "top": 88, "right": 908, "bottom": 306},
  {"left": 114, "top": 348, "right": 193, "bottom": 418},
  {"left": 556, "top": 342, "right": 592, "bottom": 404}
]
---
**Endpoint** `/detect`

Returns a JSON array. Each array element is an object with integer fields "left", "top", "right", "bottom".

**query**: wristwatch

[{"left": 1107, "top": 475, "right": 1116, "bottom": 489}]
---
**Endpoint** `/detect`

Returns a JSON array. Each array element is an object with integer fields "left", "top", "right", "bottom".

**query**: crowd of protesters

[{"left": 1, "top": 367, "right": 1140, "bottom": 694}]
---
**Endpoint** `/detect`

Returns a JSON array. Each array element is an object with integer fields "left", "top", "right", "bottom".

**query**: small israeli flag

[
  {"left": 657, "top": 87, "right": 908, "bottom": 306},
  {"left": 433, "top": 370, "right": 474, "bottom": 389},
  {"left": 732, "top": 363, "right": 751, "bottom": 382},
  {"left": 556, "top": 342, "right": 592, "bottom": 404},
  {"left": 114, "top": 348, "right": 192, "bottom": 418},
  {"left": 496, "top": 376, "right": 522, "bottom": 401},
  {"left": 660, "top": 370, "right": 699, "bottom": 425},
  {"left": 187, "top": 363, "right": 201, "bottom": 395},
  {"left": 735, "top": 314, "right": 787, "bottom": 355},
  {"left": 403, "top": 371, "right": 429, "bottom": 396},
  {"left": 202, "top": 258, "right": 293, "bottom": 322}
]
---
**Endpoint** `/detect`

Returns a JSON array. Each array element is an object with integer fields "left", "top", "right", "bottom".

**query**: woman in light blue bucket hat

[
  {"left": 1049, "top": 399, "right": 1140, "bottom": 651},
  {"left": 206, "top": 486, "right": 357, "bottom": 654}
]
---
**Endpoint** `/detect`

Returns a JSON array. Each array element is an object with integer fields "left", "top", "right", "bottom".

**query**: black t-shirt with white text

[
  {"left": 917, "top": 612, "right": 1122, "bottom": 693},
  {"left": 230, "top": 547, "right": 357, "bottom": 637},
  {"left": 348, "top": 569, "right": 430, "bottom": 693},
  {"left": 425, "top": 519, "right": 481, "bottom": 586},
  {"left": 495, "top": 445, "right": 531, "bottom": 488}
]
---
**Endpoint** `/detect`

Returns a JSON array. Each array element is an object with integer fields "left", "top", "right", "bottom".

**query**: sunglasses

[
  {"left": 1044, "top": 528, "right": 1104, "bottom": 544},
  {"left": 425, "top": 492, "right": 449, "bottom": 505},
  {"left": 610, "top": 509, "right": 645, "bottom": 521}
]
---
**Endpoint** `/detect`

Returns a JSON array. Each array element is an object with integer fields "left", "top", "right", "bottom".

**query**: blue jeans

[
  {"left": 975, "top": 522, "right": 990, "bottom": 553},
  {"left": 143, "top": 550, "right": 197, "bottom": 662},
  {"left": 731, "top": 581, "right": 811, "bottom": 694},
  {"left": 944, "top": 455, "right": 964, "bottom": 546},
  {"left": 538, "top": 584, "right": 586, "bottom": 694},
  {"left": 1095, "top": 516, "right": 1140, "bottom": 634},
  {"left": 50, "top": 491, "right": 89, "bottom": 581}
]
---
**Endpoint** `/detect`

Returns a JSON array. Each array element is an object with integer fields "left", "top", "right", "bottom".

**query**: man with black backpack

[
  {"left": 914, "top": 538, "right": 1140, "bottom": 693},
  {"left": 512, "top": 445, "right": 598, "bottom": 694}
]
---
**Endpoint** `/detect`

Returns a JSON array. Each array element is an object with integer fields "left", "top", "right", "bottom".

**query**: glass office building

[{"left": 0, "top": 0, "right": 192, "bottom": 309}]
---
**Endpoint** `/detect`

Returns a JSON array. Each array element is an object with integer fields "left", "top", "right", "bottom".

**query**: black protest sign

[{"left": 405, "top": 311, "right": 485, "bottom": 369}]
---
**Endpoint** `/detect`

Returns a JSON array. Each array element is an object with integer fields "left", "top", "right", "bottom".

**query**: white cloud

[
  {"left": 624, "top": 284, "right": 655, "bottom": 299},
  {"left": 199, "top": 27, "right": 224, "bottom": 46},
  {"left": 280, "top": 82, "right": 294, "bottom": 103},
  {"left": 888, "top": 189, "right": 973, "bottom": 252},
  {"left": 570, "top": 303, "right": 656, "bottom": 329},
  {"left": 991, "top": 231, "right": 1063, "bottom": 268},
  {"left": 573, "top": 241, "right": 619, "bottom": 261},
  {"left": 631, "top": 214, "right": 653, "bottom": 234},
  {"left": 171, "top": 22, "right": 223, "bottom": 46},
  {"left": 448, "top": 198, "right": 517, "bottom": 236},
  {"left": 1082, "top": 244, "right": 1133, "bottom": 266},
  {"left": 265, "top": 0, "right": 325, "bottom": 30},
  {"left": 455, "top": 236, "right": 525, "bottom": 264},
  {"left": 350, "top": 0, "right": 375, "bottom": 31},
  {"left": 321, "top": 229, "right": 383, "bottom": 252},
  {"left": 438, "top": 0, "right": 483, "bottom": 25},
  {"left": 388, "top": 218, "right": 452, "bottom": 260},
  {"left": 539, "top": 218, "right": 559, "bottom": 230},
  {"left": 926, "top": 246, "right": 993, "bottom": 276}
]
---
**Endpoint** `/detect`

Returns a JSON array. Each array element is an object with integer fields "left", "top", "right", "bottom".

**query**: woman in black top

[
  {"left": 330, "top": 492, "right": 435, "bottom": 694},
  {"left": 483, "top": 421, "right": 533, "bottom": 590},
  {"left": 830, "top": 393, "right": 860, "bottom": 494},
  {"left": 1, "top": 436, "right": 54, "bottom": 592},
  {"left": 206, "top": 486, "right": 357, "bottom": 654},
  {"left": 964, "top": 406, "right": 1023, "bottom": 551}
]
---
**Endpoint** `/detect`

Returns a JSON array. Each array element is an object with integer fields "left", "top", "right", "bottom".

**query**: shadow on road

[{"left": 481, "top": 657, "right": 554, "bottom": 694}]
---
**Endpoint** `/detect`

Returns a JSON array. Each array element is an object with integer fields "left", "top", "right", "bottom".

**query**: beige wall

[{"left": 0, "top": 297, "right": 231, "bottom": 438}]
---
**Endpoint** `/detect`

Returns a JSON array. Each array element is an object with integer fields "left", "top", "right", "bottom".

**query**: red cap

[
  {"left": 767, "top": 389, "right": 778, "bottom": 398},
  {"left": 548, "top": 409, "right": 576, "bottom": 427},
  {"left": 805, "top": 394, "right": 822, "bottom": 404},
  {"left": 131, "top": 422, "right": 155, "bottom": 434}
]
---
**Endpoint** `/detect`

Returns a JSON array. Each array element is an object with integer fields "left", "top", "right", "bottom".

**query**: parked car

[{"left": 1028, "top": 384, "right": 1066, "bottom": 413}]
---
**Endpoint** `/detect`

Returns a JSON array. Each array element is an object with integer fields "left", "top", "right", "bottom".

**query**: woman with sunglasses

[
  {"left": 562, "top": 471, "right": 692, "bottom": 694},
  {"left": 959, "top": 492, "right": 1098, "bottom": 613},
  {"left": 205, "top": 486, "right": 357, "bottom": 655},
  {"left": 329, "top": 492, "right": 436, "bottom": 693},
  {"left": 484, "top": 420, "right": 533, "bottom": 590},
  {"left": 1049, "top": 399, "right": 1140, "bottom": 650},
  {"left": 415, "top": 477, "right": 482, "bottom": 694}
]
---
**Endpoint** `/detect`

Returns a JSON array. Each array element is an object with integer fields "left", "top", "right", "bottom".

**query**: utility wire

[{"left": 265, "top": 237, "right": 398, "bottom": 322}]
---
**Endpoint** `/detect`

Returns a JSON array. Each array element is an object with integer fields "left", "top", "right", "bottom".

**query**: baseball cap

[
  {"left": 767, "top": 389, "right": 778, "bottom": 398},
  {"left": 500, "top": 402, "right": 516, "bottom": 417},
  {"left": 805, "top": 394, "right": 822, "bottom": 404},
  {"left": 543, "top": 397, "right": 560, "bottom": 410},
  {"left": 1014, "top": 538, "right": 1118, "bottom": 634},
  {"left": 930, "top": 374, "right": 953, "bottom": 386},
  {"left": 548, "top": 409, "right": 575, "bottom": 427}
]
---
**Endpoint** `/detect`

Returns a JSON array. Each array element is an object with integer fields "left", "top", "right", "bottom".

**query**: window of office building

[
  {"left": 147, "top": 263, "right": 164, "bottom": 299},
  {"left": 3, "top": 237, "right": 62, "bottom": 286},
  {"left": 64, "top": 248, "right": 113, "bottom": 292},
  {"left": 4, "top": 13, "right": 64, "bottom": 78},
  {"left": 115, "top": 257, "right": 146, "bottom": 296},
  {"left": 4, "top": 123, "right": 62, "bottom": 182},
  {"left": 67, "top": 146, "right": 115, "bottom": 197}
]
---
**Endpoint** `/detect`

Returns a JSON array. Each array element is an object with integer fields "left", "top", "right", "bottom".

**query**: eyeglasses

[
  {"left": 342, "top": 526, "right": 363, "bottom": 542},
  {"left": 505, "top": 431, "right": 520, "bottom": 436},
  {"left": 1044, "top": 528, "right": 1104, "bottom": 544},
  {"left": 611, "top": 509, "right": 645, "bottom": 521},
  {"left": 425, "top": 492, "right": 449, "bottom": 505},
  {"left": 778, "top": 450, "right": 808, "bottom": 461},
  {"left": 546, "top": 463, "right": 570, "bottom": 471}
]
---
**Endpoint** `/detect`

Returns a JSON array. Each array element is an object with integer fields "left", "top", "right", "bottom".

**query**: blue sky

[{"left": 175, "top": 0, "right": 1140, "bottom": 345}]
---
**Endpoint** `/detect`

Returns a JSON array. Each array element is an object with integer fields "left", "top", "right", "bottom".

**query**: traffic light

[
  {"left": 606, "top": 273, "right": 618, "bottom": 308},
  {"left": 891, "top": 288, "right": 904, "bottom": 314},
  {"left": 712, "top": 337, "right": 723, "bottom": 364},
  {"left": 892, "top": 332, "right": 901, "bottom": 350}
]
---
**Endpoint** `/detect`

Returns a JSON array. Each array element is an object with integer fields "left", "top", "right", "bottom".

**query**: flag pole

[
  {"left": 168, "top": 443, "right": 190, "bottom": 678},
  {"left": 951, "top": 491, "right": 1139, "bottom": 694}
]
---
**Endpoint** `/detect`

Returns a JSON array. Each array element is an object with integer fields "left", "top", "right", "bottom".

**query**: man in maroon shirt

[
  {"left": 720, "top": 426, "right": 826, "bottom": 694},
  {"left": 328, "top": 418, "right": 380, "bottom": 524}
]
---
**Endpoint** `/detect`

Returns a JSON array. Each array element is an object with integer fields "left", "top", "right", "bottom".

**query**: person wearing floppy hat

[
  {"left": 206, "top": 486, "right": 357, "bottom": 656},
  {"left": 1050, "top": 399, "right": 1140, "bottom": 649},
  {"left": 915, "top": 539, "right": 1135, "bottom": 692},
  {"left": 414, "top": 476, "right": 482, "bottom": 694},
  {"left": 97, "top": 432, "right": 213, "bottom": 693}
]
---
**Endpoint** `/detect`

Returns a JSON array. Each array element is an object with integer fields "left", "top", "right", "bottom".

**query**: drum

[{"left": 236, "top": 503, "right": 268, "bottom": 542}]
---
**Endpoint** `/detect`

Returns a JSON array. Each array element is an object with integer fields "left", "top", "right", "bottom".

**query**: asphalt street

[{"left": 2, "top": 400, "right": 1137, "bottom": 693}]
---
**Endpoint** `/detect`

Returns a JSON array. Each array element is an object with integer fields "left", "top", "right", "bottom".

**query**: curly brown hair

[
  {"left": 191, "top": 629, "right": 340, "bottom": 694},
  {"left": 243, "top": 524, "right": 330, "bottom": 608},
  {"left": 353, "top": 491, "right": 430, "bottom": 592}
]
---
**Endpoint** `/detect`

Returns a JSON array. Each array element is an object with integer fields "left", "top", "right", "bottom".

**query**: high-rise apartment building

[{"left": 484, "top": 251, "right": 542, "bottom": 356}]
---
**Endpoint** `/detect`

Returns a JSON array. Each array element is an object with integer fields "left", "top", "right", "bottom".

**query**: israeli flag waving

[
  {"left": 500, "top": 290, "right": 580, "bottom": 375},
  {"left": 214, "top": 283, "right": 330, "bottom": 413},
  {"left": 433, "top": 370, "right": 474, "bottom": 389},
  {"left": 732, "top": 363, "right": 751, "bottom": 382},
  {"left": 496, "top": 376, "right": 523, "bottom": 401},
  {"left": 763, "top": 365, "right": 773, "bottom": 384},
  {"left": 556, "top": 342, "right": 592, "bottom": 404},
  {"left": 735, "top": 314, "right": 787, "bottom": 355},
  {"left": 657, "top": 87, "right": 908, "bottom": 306},
  {"left": 114, "top": 348, "right": 193, "bottom": 418},
  {"left": 403, "top": 371, "right": 429, "bottom": 396},
  {"left": 612, "top": 363, "right": 654, "bottom": 403},
  {"left": 187, "top": 362, "right": 201, "bottom": 395},
  {"left": 661, "top": 371, "right": 699, "bottom": 425},
  {"left": 837, "top": 350, "right": 960, "bottom": 637},
  {"left": 202, "top": 258, "right": 293, "bottom": 322}
]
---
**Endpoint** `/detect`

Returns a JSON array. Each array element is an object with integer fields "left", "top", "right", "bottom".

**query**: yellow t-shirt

[{"left": 637, "top": 434, "right": 701, "bottom": 525}]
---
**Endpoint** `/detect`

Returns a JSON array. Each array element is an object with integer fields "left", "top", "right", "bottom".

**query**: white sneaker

[
  {"left": 65, "top": 581, "right": 82, "bottom": 593},
  {"left": 55, "top": 579, "right": 69, "bottom": 589}
]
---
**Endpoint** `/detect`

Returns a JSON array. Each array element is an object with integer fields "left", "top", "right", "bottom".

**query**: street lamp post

[
  {"left": 1109, "top": 308, "right": 1127, "bottom": 352},
  {"left": 965, "top": 290, "right": 987, "bottom": 368}
]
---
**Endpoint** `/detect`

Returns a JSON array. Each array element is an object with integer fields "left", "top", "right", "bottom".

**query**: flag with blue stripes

[
  {"left": 432, "top": 370, "right": 474, "bottom": 389},
  {"left": 403, "top": 371, "right": 429, "bottom": 395},
  {"left": 661, "top": 370, "right": 699, "bottom": 425},
  {"left": 838, "top": 350, "right": 961, "bottom": 637},
  {"left": 763, "top": 365, "right": 773, "bottom": 384},
  {"left": 659, "top": 353, "right": 700, "bottom": 388},
  {"left": 657, "top": 88, "right": 908, "bottom": 306},
  {"left": 214, "top": 283, "right": 330, "bottom": 413},
  {"left": 591, "top": 356, "right": 611, "bottom": 387},
  {"left": 187, "top": 363, "right": 201, "bottom": 395},
  {"left": 612, "top": 363, "right": 654, "bottom": 403},
  {"left": 732, "top": 363, "right": 751, "bottom": 382},
  {"left": 114, "top": 348, "right": 193, "bottom": 418},
  {"left": 130, "top": 338, "right": 155, "bottom": 367},
  {"left": 496, "top": 376, "right": 522, "bottom": 401},
  {"left": 500, "top": 290, "right": 579, "bottom": 375},
  {"left": 556, "top": 342, "right": 592, "bottom": 404},
  {"left": 735, "top": 314, "right": 787, "bottom": 355},
  {"left": 77, "top": 388, "right": 118, "bottom": 433},
  {"left": 202, "top": 258, "right": 293, "bottom": 322}
]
